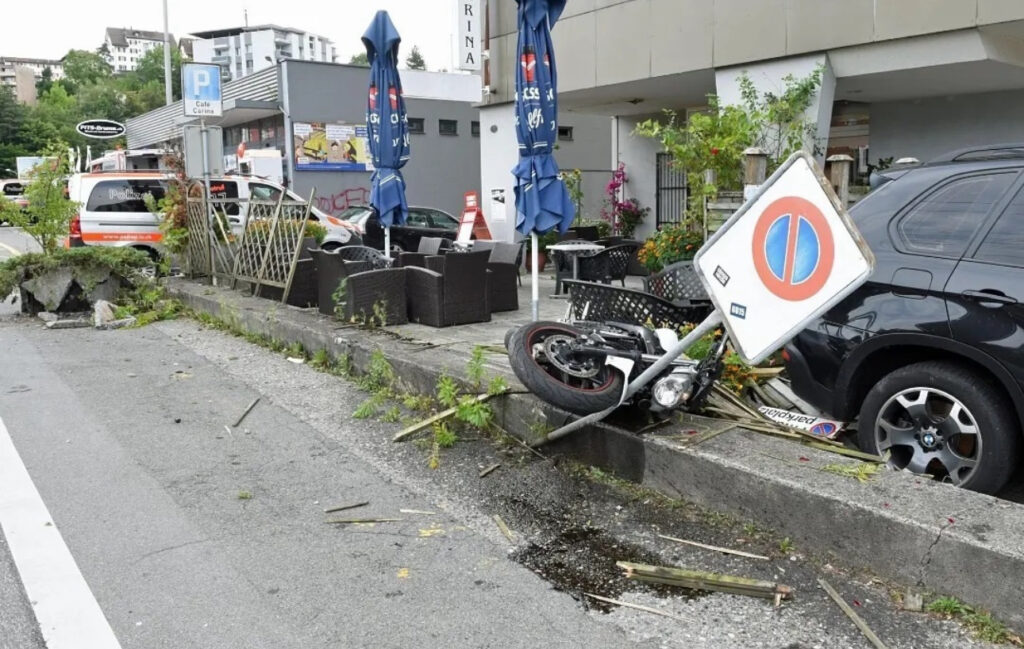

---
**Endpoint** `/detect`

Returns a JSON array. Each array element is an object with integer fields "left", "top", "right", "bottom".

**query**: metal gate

[{"left": 655, "top": 152, "right": 687, "bottom": 227}]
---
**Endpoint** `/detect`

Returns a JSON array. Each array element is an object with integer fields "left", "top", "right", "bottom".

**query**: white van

[{"left": 67, "top": 172, "right": 361, "bottom": 256}]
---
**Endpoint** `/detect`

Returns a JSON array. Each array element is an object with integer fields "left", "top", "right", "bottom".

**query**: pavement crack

[
  {"left": 133, "top": 537, "right": 212, "bottom": 565},
  {"left": 915, "top": 507, "right": 969, "bottom": 587}
]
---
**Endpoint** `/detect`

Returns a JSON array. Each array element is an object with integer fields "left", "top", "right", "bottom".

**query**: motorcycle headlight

[{"left": 652, "top": 376, "right": 687, "bottom": 408}]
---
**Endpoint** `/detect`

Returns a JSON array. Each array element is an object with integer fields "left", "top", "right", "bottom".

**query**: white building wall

[
  {"left": 616, "top": 115, "right": 664, "bottom": 241},
  {"left": 872, "top": 88, "right": 1024, "bottom": 163},
  {"left": 480, "top": 104, "right": 520, "bottom": 243}
]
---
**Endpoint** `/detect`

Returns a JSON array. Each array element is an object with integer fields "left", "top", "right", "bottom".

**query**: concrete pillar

[
  {"left": 827, "top": 154, "right": 854, "bottom": 206},
  {"left": 715, "top": 54, "right": 836, "bottom": 166}
]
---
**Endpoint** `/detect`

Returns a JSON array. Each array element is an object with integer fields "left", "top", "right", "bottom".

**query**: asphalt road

[{"left": 0, "top": 313, "right": 1003, "bottom": 648}]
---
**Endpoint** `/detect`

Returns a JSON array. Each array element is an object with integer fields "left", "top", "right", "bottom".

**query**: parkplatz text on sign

[
  {"left": 694, "top": 151, "right": 874, "bottom": 365},
  {"left": 182, "top": 63, "right": 223, "bottom": 118}
]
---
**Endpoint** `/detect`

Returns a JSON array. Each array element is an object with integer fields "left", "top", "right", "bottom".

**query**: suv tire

[{"left": 858, "top": 361, "right": 1020, "bottom": 494}]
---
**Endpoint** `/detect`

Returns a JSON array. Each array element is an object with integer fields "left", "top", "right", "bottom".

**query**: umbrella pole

[
  {"left": 384, "top": 227, "right": 391, "bottom": 259},
  {"left": 531, "top": 233, "right": 539, "bottom": 321}
]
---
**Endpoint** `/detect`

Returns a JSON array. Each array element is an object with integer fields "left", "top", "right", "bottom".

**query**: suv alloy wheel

[{"left": 858, "top": 361, "right": 1020, "bottom": 494}]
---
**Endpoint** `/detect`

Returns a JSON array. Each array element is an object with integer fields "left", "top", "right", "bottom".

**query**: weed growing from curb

[
  {"left": 237, "top": 490, "right": 253, "bottom": 500},
  {"left": 926, "top": 597, "right": 1021, "bottom": 645}
]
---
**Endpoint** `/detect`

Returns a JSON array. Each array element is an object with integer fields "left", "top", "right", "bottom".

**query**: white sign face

[
  {"left": 182, "top": 63, "right": 223, "bottom": 117},
  {"left": 490, "top": 188, "right": 507, "bottom": 222},
  {"left": 758, "top": 406, "right": 843, "bottom": 439},
  {"left": 458, "top": 0, "right": 482, "bottom": 71},
  {"left": 694, "top": 151, "right": 874, "bottom": 364}
]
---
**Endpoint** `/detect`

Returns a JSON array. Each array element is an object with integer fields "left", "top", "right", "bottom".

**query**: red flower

[{"left": 710, "top": 147, "right": 720, "bottom": 156}]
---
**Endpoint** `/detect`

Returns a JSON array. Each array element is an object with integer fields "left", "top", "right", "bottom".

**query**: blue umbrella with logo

[
  {"left": 363, "top": 10, "right": 410, "bottom": 258},
  {"left": 513, "top": 0, "right": 575, "bottom": 320}
]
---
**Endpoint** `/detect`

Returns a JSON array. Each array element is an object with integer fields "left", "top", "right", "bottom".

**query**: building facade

[
  {"left": 126, "top": 60, "right": 481, "bottom": 218},
  {"left": 104, "top": 28, "right": 172, "bottom": 73},
  {"left": 481, "top": 0, "right": 1024, "bottom": 241},
  {"left": 191, "top": 26, "right": 337, "bottom": 82},
  {"left": 0, "top": 57, "right": 64, "bottom": 104}
]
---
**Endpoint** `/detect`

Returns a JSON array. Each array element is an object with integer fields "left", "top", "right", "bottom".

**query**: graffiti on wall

[{"left": 314, "top": 187, "right": 370, "bottom": 215}]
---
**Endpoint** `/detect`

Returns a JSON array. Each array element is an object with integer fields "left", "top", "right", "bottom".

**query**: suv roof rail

[{"left": 929, "top": 143, "right": 1024, "bottom": 164}]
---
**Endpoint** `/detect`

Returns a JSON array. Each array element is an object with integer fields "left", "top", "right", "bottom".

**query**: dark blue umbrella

[
  {"left": 512, "top": 0, "right": 574, "bottom": 319},
  {"left": 363, "top": 10, "right": 410, "bottom": 256}
]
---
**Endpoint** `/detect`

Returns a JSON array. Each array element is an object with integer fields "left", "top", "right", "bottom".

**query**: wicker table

[{"left": 546, "top": 242, "right": 604, "bottom": 298}]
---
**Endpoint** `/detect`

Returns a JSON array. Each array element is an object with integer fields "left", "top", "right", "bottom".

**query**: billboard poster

[{"left": 293, "top": 122, "right": 373, "bottom": 172}]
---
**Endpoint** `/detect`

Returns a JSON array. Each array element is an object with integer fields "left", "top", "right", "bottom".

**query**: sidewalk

[{"left": 167, "top": 274, "right": 1024, "bottom": 631}]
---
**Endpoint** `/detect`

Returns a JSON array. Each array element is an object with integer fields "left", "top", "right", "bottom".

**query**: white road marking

[
  {"left": 0, "top": 416, "right": 123, "bottom": 649},
  {"left": 0, "top": 240, "right": 22, "bottom": 257}
]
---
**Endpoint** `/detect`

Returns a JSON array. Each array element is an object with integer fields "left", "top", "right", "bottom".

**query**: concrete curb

[{"left": 167, "top": 279, "right": 1024, "bottom": 630}]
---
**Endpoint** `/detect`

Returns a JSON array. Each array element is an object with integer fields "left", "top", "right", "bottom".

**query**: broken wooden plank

[
  {"left": 583, "top": 593, "right": 687, "bottom": 622},
  {"left": 803, "top": 440, "right": 886, "bottom": 463},
  {"left": 478, "top": 463, "right": 501, "bottom": 478},
  {"left": 676, "top": 425, "right": 734, "bottom": 447},
  {"left": 323, "top": 501, "right": 369, "bottom": 514},
  {"left": 618, "top": 561, "right": 791, "bottom": 602},
  {"left": 233, "top": 397, "right": 261, "bottom": 427},
  {"left": 818, "top": 578, "right": 890, "bottom": 649},
  {"left": 325, "top": 518, "right": 402, "bottom": 524},
  {"left": 399, "top": 509, "right": 435, "bottom": 515},
  {"left": 657, "top": 534, "right": 769, "bottom": 561},
  {"left": 493, "top": 514, "right": 514, "bottom": 541},
  {"left": 393, "top": 392, "right": 500, "bottom": 442}
]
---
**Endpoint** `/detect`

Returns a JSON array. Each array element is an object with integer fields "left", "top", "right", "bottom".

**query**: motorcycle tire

[{"left": 507, "top": 320, "right": 625, "bottom": 416}]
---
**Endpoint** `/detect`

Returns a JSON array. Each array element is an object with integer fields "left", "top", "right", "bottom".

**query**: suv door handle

[{"left": 961, "top": 289, "right": 1018, "bottom": 306}]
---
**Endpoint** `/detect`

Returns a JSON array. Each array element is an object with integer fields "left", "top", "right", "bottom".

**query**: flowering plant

[
  {"left": 637, "top": 224, "right": 705, "bottom": 272},
  {"left": 600, "top": 162, "right": 627, "bottom": 231},
  {"left": 616, "top": 198, "right": 649, "bottom": 239}
]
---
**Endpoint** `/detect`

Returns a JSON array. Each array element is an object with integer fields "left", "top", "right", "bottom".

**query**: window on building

[
  {"left": 471, "top": 121, "right": 480, "bottom": 137},
  {"left": 439, "top": 119, "right": 458, "bottom": 136},
  {"left": 408, "top": 118, "right": 425, "bottom": 135},
  {"left": 974, "top": 186, "right": 1024, "bottom": 267},
  {"left": 558, "top": 126, "right": 574, "bottom": 141},
  {"left": 897, "top": 173, "right": 1017, "bottom": 258}
]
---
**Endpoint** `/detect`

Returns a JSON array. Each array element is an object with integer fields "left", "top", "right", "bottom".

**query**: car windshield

[{"left": 340, "top": 206, "right": 373, "bottom": 225}]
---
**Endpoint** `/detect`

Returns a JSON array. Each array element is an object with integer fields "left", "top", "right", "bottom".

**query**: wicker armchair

[
  {"left": 337, "top": 267, "right": 408, "bottom": 325},
  {"left": 399, "top": 236, "right": 451, "bottom": 268},
  {"left": 485, "top": 242, "right": 521, "bottom": 312},
  {"left": 336, "top": 245, "right": 394, "bottom": 270},
  {"left": 310, "top": 248, "right": 370, "bottom": 316},
  {"left": 577, "top": 243, "right": 640, "bottom": 287},
  {"left": 406, "top": 250, "right": 491, "bottom": 327},
  {"left": 564, "top": 280, "right": 712, "bottom": 330},
  {"left": 644, "top": 261, "right": 710, "bottom": 307}
]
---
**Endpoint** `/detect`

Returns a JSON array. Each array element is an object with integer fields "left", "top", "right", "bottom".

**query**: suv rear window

[
  {"left": 896, "top": 172, "right": 1015, "bottom": 257},
  {"left": 86, "top": 179, "right": 167, "bottom": 213},
  {"left": 974, "top": 187, "right": 1024, "bottom": 267}
]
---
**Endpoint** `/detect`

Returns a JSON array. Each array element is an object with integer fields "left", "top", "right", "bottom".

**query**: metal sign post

[{"left": 539, "top": 151, "right": 875, "bottom": 445}]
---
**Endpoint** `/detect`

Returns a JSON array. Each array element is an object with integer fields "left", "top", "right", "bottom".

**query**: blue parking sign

[{"left": 182, "top": 63, "right": 222, "bottom": 117}]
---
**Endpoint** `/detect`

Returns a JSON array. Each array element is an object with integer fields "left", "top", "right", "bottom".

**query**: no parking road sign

[{"left": 694, "top": 151, "right": 874, "bottom": 364}]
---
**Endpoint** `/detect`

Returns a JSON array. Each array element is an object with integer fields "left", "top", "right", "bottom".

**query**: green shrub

[{"left": 0, "top": 247, "right": 153, "bottom": 299}]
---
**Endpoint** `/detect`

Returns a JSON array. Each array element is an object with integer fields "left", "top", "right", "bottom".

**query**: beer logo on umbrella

[
  {"left": 389, "top": 86, "right": 399, "bottom": 111},
  {"left": 521, "top": 45, "right": 537, "bottom": 83},
  {"left": 369, "top": 84, "right": 378, "bottom": 111}
]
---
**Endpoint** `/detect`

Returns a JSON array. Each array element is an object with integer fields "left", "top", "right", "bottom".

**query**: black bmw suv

[{"left": 785, "top": 144, "right": 1024, "bottom": 494}]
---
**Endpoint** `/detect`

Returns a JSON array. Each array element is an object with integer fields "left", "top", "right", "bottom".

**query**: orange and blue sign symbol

[
  {"left": 752, "top": 196, "right": 835, "bottom": 302},
  {"left": 810, "top": 422, "right": 838, "bottom": 437}
]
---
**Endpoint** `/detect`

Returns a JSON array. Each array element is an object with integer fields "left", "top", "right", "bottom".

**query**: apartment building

[{"left": 191, "top": 25, "right": 337, "bottom": 82}]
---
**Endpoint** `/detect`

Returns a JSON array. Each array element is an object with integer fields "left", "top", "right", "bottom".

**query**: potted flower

[
  {"left": 616, "top": 198, "right": 649, "bottom": 239},
  {"left": 637, "top": 224, "right": 705, "bottom": 273}
]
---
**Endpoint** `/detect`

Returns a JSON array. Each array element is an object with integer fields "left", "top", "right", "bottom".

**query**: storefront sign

[
  {"left": 75, "top": 120, "right": 126, "bottom": 139},
  {"left": 458, "top": 0, "right": 482, "bottom": 71},
  {"left": 293, "top": 122, "right": 373, "bottom": 172}
]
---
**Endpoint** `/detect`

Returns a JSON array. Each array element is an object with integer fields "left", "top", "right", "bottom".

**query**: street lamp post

[{"left": 163, "top": 0, "right": 173, "bottom": 105}]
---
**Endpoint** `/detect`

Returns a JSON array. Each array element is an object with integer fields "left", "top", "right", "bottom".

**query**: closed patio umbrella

[
  {"left": 512, "top": 0, "right": 575, "bottom": 320},
  {"left": 363, "top": 10, "right": 410, "bottom": 258}
]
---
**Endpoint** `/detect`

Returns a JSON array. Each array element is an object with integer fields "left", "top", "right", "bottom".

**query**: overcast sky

[{"left": 1, "top": 0, "right": 457, "bottom": 69}]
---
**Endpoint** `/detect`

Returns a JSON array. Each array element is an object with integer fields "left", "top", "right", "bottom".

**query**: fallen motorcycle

[{"left": 506, "top": 318, "right": 729, "bottom": 416}]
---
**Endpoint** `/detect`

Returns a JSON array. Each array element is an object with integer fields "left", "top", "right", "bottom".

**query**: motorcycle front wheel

[{"left": 507, "top": 320, "right": 625, "bottom": 415}]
